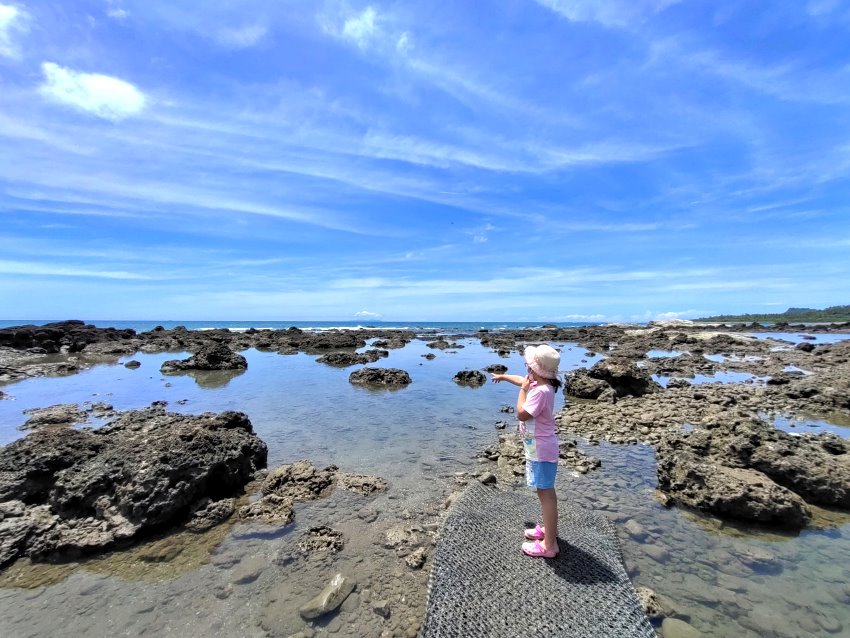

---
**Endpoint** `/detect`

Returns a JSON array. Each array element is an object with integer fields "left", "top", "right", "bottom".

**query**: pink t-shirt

[{"left": 520, "top": 382, "right": 558, "bottom": 462}]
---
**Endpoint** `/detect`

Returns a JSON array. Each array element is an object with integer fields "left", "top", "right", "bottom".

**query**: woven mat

[{"left": 420, "top": 481, "right": 657, "bottom": 638}]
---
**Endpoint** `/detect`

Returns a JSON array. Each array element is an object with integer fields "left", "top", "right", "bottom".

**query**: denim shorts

[{"left": 526, "top": 460, "right": 557, "bottom": 489}]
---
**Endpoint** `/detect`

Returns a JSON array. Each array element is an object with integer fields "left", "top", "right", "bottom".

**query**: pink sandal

[
  {"left": 524, "top": 524, "right": 545, "bottom": 540},
  {"left": 521, "top": 539, "right": 559, "bottom": 558}
]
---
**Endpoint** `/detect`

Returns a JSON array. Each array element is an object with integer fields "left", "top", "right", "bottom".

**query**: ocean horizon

[{"left": 0, "top": 319, "right": 605, "bottom": 334}]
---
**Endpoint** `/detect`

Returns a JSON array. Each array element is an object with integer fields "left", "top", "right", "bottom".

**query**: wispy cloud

[
  {"left": 535, "top": 0, "right": 682, "bottom": 28},
  {"left": 216, "top": 24, "right": 268, "bottom": 48},
  {"left": 342, "top": 6, "right": 378, "bottom": 49},
  {"left": 0, "top": 3, "right": 27, "bottom": 59},
  {"left": 0, "top": 260, "right": 153, "bottom": 280},
  {"left": 655, "top": 39, "right": 850, "bottom": 105},
  {"left": 39, "top": 62, "right": 147, "bottom": 120},
  {"left": 106, "top": 0, "right": 129, "bottom": 21}
]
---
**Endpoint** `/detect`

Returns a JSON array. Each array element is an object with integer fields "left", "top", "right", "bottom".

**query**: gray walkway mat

[{"left": 421, "top": 482, "right": 657, "bottom": 638}]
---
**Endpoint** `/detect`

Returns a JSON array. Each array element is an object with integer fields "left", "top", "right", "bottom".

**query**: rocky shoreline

[
  {"left": 3, "top": 319, "right": 850, "bottom": 532},
  {"left": 2, "top": 319, "right": 850, "bottom": 636}
]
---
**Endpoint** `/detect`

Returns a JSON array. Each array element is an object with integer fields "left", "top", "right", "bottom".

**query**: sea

[
  {"left": 1, "top": 320, "right": 849, "bottom": 637},
  {"left": 0, "top": 319, "right": 599, "bottom": 334}
]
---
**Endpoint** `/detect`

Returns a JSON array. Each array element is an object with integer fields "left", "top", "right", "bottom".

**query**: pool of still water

[{"left": 0, "top": 338, "right": 849, "bottom": 637}]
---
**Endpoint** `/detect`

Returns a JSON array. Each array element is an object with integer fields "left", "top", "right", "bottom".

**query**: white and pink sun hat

[{"left": 523, "top": 344, "right": 561, "bottom": 380}]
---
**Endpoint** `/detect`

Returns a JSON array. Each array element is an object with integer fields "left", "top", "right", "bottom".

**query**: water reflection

[{"left": 181, "top": 368, "right": 247, "bottom": 389}]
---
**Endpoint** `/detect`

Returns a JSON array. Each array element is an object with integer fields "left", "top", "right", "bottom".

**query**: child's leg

[{"left": 537, "top": 488, "right": 558, "bottom": 551}]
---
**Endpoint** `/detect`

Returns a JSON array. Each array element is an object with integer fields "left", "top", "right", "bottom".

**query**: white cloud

[
  {"left": 39, "top": 62, "right": 147, "bottom": 120},
  {"left": 217, "top": 24, "right": 267, "bottom": 48},
  {"left": 652, "top": 310, "right": 706, "bottom": 320},
  {"left": 0, "top": 3, "right": 28, "bottom": 59},
  {"left": 807, "top": 0, "right": 841, "bottom": 16},
  {"left": 535, "top": 0, "right": 682, "bottom": 28},
  {"left": 396, "top": 31, "right": 412, "bottom": 55},
  {"left": 342, "top": 7, "right": 378, "bottom": 49},
  {"left": 354, "top": 310, "right": 382, "bottom": 319},
  {"left": 106, "top": 0, "right": 128, "bottom": 20}
]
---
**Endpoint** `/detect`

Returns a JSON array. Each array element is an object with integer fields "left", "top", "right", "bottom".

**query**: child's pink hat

[{"left": 524, "top": 344, "right": 560, "bottom": 379}]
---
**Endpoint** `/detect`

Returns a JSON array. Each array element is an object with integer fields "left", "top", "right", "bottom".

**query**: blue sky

[{"left": 1, "top": 0, "right": 849, "bottom": 322}]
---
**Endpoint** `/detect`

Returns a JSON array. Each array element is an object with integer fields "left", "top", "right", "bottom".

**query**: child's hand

[
  {"left": 491, "top": 373, "right": 503, "bottom": 383},
  {"left": 521, "top": 375, "right": 533, "bottom": 392}
]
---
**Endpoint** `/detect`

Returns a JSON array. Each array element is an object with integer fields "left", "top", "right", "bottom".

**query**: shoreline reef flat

[{"left": 1, "top": 319, "right": 850, "bottom": 637}]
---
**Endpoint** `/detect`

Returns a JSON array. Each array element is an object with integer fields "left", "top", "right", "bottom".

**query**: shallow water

[
  {"left": 748, "top": 332, "right": 850, "bottom": 345},
  {"left": 652, "top": 370, "right": 770, "bottom": 388},
  {"left": 1, "top": 338, "right": 850, "bottom": 637},
  {"left": 772, "top": 414, "right": 850, "bottom": 439}
]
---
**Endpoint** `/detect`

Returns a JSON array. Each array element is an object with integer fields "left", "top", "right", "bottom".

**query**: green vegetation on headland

[{"left": 695, "top": 305, "right": 850, "bottom": 324}]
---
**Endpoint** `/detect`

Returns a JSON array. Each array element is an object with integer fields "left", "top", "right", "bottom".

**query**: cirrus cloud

[
  {"left": 0, "top": 3, "right": 28, "bottom": 59},
  {"left": 39, "top": 62, "right": 147, "bottom": 121}
]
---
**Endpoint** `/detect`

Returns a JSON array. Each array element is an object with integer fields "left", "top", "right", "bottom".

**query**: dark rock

[
  {"left": 160, "top": 343, "right": 247, "bottom": 373},
  {"left": 0, "top": 321, "right": 136, "bottom": 354},
  {"left": 452, "top": 370, "right": 487, "bottom": 387},
  {"left": 564, "top": 369, "right": 611, "bottom": 400},
  {"left": 795, "top": 342, "right": 815, "bottom": 353},
  {"left": 483, "top": 364, "right": 508, "bottom": 374},
  {"left": 0, "top": 408, "right": 266, "bottom": 566},
  {"left": 426, "top": 339, "right": 462, "bottom": 350},
  {"left": 586, "top": 358, "right": 662, "bottom": 398},
  {"left": 349, "top": 367, "right": 412, "bottom": 387},
  {"left": 124, "top": 360, "right": 141, "bottom": 369},
  {"left": 422, "top": 353, "right": 436, "bottom": 360},
  {"left": 656, "top": 419, "right": 850, "bottom": 527},
  {"left": 657, "top": 454, "right": 810, "bottom": 528},
  {"left": 317, "top": 349, "right": 388, "bottom": 367},
  {"left": 766, "top": 373, "right": 794, "bottom": 386}
]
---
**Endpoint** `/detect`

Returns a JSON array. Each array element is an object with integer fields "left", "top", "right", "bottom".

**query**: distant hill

[{"left": 696, "top": 305, "right": 850, "bottom": 324}]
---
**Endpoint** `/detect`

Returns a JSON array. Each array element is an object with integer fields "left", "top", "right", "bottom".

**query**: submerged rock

[
  {"left": 299, "top": 573, "right": 356, "bottom": 619},
  {"left": 298, "top": 526, "right": 344, "bottom": 554},
  {"left": 263, "top": 460, "right": 338, "bottom": 501},
  {"left": 237, "top": 494, "right": 294, "bottom": 525},
  {"left": 336, "top": 472, "right": 388, "bottom": 495},
  {"left": 0, "top": 408, "right": 267, "bottom": 567},
  {"left": 20, "top": 404, "right": 88, "bottom": 430}
]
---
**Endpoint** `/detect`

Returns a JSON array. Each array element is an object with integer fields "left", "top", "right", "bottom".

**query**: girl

[{"left": 491, "top": 344, "right": 562, "bottom": 558}]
